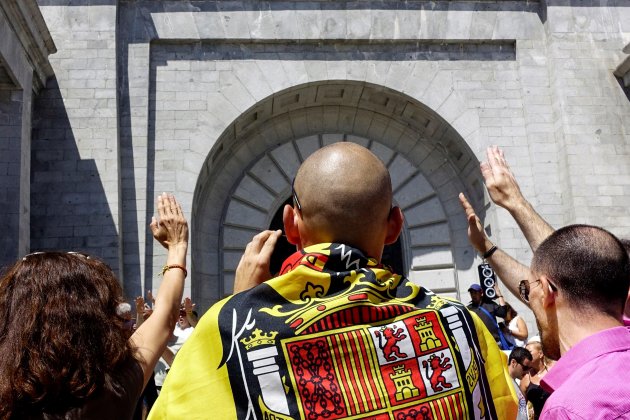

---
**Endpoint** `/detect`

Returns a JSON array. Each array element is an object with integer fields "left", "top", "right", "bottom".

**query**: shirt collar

[{"left": 541, "top": 326, "right": 630, "bottom": 392}]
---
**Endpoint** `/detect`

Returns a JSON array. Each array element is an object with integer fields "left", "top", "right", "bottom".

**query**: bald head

[{"left": 291, "top": 142, "right": 396, "bottom": 253}]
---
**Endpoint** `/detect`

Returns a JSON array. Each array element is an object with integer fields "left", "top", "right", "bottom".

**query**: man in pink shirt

[
  {"left": 522, "top": 225, "right": 630, "bottom": 419},
  {"left": 460, "top": 147, "right": 630, "bottom": 418}
]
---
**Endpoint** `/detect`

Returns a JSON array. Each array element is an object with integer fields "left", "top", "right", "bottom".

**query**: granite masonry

[{"left": 1, "top": 1, "right": 629, "bottom": 329}]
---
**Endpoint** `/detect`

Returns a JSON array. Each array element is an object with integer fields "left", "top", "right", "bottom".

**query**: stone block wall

[
  {"left": 33, "top": 2, "right": 120, "bottom": 273},
  {"left": 546, "top": 3, "right": 630, "bottom": 235},
  {"left": 26, "top": 1, "right": 630, "bottom": 329},
  {"left": 0, "top": 0, "right": 53, "bottom": 268},
  {"left": 0, "top": 90, "right": 24, "bottom": 266}
]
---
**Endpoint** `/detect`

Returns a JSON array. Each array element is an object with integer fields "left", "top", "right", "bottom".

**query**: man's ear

[
  {"left": 539, "top": 275, "right": 556, "bottom": 309},
  {"left": 384, "top": 206, "right": 404, "bottom": 245},
  {"left": 283, "top": 204, "right": 301, "bottom": 245}
]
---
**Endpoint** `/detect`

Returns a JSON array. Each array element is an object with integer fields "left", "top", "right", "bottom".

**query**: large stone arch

[{"left": 191, "top": 81, "right": 485, "bottom": 309}]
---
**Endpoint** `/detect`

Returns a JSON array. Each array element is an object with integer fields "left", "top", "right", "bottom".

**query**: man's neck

[{"left": 557, "top": 309, "right": 623, "bottom": 356}]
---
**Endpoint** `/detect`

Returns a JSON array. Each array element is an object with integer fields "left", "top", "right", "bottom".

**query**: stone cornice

[{"left": 0, "top": 0, "right": 56, "bottom": 92}]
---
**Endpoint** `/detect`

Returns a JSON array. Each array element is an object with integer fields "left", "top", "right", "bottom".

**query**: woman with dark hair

[{"left": 0, "top": 193, "right": 188, "bottom": 419}]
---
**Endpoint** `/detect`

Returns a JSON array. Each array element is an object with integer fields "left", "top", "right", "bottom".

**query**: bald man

[{"left": 150, "top": 143, "right": 517, "bottom": 419}]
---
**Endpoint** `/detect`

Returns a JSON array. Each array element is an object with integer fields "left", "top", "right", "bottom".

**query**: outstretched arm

[
  {"left": 482, "top": 146, "right": 554, "bottom": 251},
  {"left": 130, "top": 193, "right": 188, "bottom": 386},
  {"left": 459, "top": 193, "right": 530, "bottom": 305},
  {"left": 233, "top": 230, "right": 282, "bottom": 293}
]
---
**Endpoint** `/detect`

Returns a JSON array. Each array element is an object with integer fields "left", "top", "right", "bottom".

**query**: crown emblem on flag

[
  {"left": 240, "top": 328, "right": 278, "bottom": 350},
  {"left": 392, "top": 365, "right": 408, "bottom": 375}
]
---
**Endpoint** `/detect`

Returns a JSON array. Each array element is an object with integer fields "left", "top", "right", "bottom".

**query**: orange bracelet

[{"left": 162, "top": 264, "right": 187, "bottom": 278}]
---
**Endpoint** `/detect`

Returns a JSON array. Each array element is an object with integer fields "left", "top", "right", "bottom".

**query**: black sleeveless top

[{"left": 526, "top": 382, "right": 551, "bottom": 420}]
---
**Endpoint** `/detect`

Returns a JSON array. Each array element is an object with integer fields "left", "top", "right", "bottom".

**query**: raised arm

[
  {"left": 130, "top": 193, "right": 188, "bottom": 386},
  {"left": 482, "top": 146, "right": 554, "bottom": 251},
  {"left": 459, "top": 192, "right": 530, "bottom": 305},
  {"left": 233, "top": 230, "right": 282, "bottom": 294}
]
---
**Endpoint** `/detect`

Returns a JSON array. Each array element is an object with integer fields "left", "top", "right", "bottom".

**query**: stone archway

[{"left": 191, "top": 81, "right": 485, "bottom": 309}]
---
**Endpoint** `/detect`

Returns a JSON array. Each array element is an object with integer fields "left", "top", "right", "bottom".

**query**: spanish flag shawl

[{"left": 149, "top": 243, "right": 517, "bottom": 419}]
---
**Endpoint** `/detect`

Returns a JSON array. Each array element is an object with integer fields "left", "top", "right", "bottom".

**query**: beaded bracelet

[{"left": 162, "top": 264, "right": 187, "bottom": 278}]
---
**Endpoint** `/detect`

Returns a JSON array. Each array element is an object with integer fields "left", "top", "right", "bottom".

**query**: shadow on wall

[
  {"left": 0, "top": 90, "right": 23, "bottom": 269},
  {"left": 31, "top": 76, "right": 120, "bottom": 275}
]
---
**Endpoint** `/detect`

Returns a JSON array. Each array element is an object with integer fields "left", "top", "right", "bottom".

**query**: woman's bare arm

[{"left": 129, "top": 193, "right": 188, "bottom": 386}]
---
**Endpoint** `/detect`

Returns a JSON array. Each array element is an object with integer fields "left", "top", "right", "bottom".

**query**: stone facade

[
  {"left": 3, "top": 1, "right": 630, "bottom": 330},
  {"left": 0, "top": 0, "right": 55, "bottom": 264}
]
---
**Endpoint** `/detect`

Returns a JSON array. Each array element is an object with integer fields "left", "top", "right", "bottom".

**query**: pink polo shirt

[{"left": 540, "top": 326, "right": 630, "bottom": 419}]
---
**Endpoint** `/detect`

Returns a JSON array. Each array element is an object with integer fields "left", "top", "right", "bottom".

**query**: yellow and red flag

[{"left": 150, "top": 243, "right": 517, "bottom": 419}]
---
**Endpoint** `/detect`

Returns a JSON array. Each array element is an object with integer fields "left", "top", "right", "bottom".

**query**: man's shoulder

[{"left": 544, "top": 349, "right": 630, "bottom": 419}]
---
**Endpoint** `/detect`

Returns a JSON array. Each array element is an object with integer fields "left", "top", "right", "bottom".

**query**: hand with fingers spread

[
  {"left": 459, "top": 192, "right": 494, "bottom": 255},
  {"left": 183, "top": 297, "right": 198, "bottom": 327},
  {"left": 481, "top": 146, "right": 554, "bottom": 251},
  {"left": 234, "top": 230, "right": 283, "bottom": 294},
  {"left": 183, "top": 297, "right": 195, "bottom": 314},
  {"left": 150, "top": 193, "right": 188, "bottom": 254},
  {"left": 481, "top": 146, "right": 527, "bottom": 211}
]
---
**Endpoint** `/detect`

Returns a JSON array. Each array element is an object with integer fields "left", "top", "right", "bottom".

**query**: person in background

[
  {"left": 508, "top": 347, "right": 534, "bottom": 420},
  {"left": 503, "top": 303, "right": 528, "bottom": 348},
  {"left": 519, "top": 338, "right": 553, "bottom": 420},
  {"left": 133, "top": 296, "right": 158, "bottom": 420},
  {"left": 117, "top": 302, "right": 135, "bottom": 338},
  {"left": 153, "top": 302, "right": 196, "bottom": 391},
  {"left": 179, "top": 297, "right": 198, "bottom": 332},
  {"left": 467, "top": 282, "right": 509, "bottom": 347},
  {"left": 0, "top": 193, "right": 188, "bottom": 419}
]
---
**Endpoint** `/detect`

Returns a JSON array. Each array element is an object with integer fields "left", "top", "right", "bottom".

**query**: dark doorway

[{"left": 269, "top": 198, "right": 405, "bottom": 275}]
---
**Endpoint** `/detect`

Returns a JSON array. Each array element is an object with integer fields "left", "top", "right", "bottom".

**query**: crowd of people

[
  {"left": 0, "top": 144, "right": 628, "bottom": 419},
  {"left": 131, "top": 295, "right": 198, "bottom": 419}
]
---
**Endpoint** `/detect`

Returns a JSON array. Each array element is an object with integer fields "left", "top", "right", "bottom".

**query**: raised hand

[
  {"left": 130, "top": 194, "right": 188, "bottom": 385},
  {"left": 150, "top": 193, "right": 188, "bottom": 252},
  {"left": 459, "top": 193, "right": 493, "bottom": 255},
  {"left": 135, "top": 296, "right": 145, "bottom": 312},
  {"left": 234, "top": 230, "right": 282, "bottom": 294},
  {"left": 481, "top": 146, "right": 526, "bottom": 211},
  {"left": 183, "top": 297, "right": 195, "bottom": 313},
  {"left": 481, "top": 146, "right": 553, "bottom": 251},
  {"left": 183, "top": 297, "right": 198, "bottom": 327}
]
